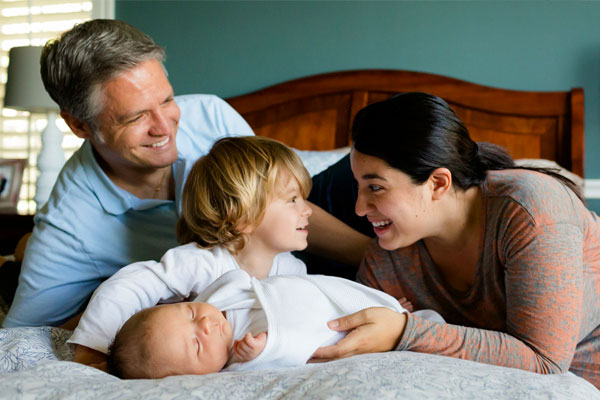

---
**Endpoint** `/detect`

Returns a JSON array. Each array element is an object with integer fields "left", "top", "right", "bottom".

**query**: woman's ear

[
  {"left": 429, "top": 168, "right": 452, "bottom": 200},
  {"left": 60, "top": 111, "right": 94, "bottom": 140}
]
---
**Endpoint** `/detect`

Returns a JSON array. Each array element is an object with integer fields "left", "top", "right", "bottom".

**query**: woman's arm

[
  {"left": 311, "top": 307, "right": 407, "bottom": 361},
  {"left": 314, "top": 223, "right": 585, "bottom": 374}
]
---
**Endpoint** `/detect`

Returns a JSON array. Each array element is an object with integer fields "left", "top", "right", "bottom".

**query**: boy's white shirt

[{"left": 68, "top": 243, "right": 307, "bottom": 353}]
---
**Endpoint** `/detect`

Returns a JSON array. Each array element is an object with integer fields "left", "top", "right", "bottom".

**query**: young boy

[{"left": 108, "top": 269, "right": 444, "bottom": 379}]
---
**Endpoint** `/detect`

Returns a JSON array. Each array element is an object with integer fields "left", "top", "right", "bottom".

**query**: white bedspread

[{"left": 1, "top": 326, "right": 599, "bottom": 400}]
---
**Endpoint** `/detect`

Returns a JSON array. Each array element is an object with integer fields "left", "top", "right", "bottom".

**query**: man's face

[{"left": 91, "top": 59, "right": 181, "bottom": 175}]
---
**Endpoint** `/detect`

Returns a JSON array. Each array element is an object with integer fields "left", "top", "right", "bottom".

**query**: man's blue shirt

[{"left": 3, "top": 94, "right": 253, "bottom": 327}]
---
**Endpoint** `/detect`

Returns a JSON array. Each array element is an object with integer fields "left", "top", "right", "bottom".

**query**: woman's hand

[{"left": 310, "top": 307, "right": 408, "bottom": 362}]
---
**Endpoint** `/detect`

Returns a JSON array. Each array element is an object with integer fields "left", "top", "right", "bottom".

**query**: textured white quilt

[{"left": 1, "top": 326, "right": 599, "bottom": 400}]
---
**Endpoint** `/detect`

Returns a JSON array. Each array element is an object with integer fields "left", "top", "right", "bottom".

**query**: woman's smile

[{"left": 369, "top": 218, "right": 393, "bottom": 236}]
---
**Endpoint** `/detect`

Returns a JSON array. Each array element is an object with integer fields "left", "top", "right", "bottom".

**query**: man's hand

[
  {"left": 231, "top": 332, "right": 268, "bottom": 363},
  {"left": 310, "top": 307, "right": 407, "bottom": 362},
  {"left": 72, "top": 344, "right": 108, "bottom": 372}
]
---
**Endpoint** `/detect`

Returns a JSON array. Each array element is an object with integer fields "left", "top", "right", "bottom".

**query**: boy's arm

[
  {"left": 70, "top": 245, "right": 225, "bottom": 354},
  {"left": 72, "top": 344, "right": 108, "bottom": 371},
  {"left": 230, "top": 332, "right": 268, "bottom": 364}
]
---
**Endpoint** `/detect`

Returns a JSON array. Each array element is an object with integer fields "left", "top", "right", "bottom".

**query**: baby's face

[{"left": 145, "top": 302, "right": 233, "bottom": 377}]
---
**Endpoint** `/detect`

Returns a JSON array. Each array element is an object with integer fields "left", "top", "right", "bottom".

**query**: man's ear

[
  {"left": 429, "top": 168, "right": 452, "bottom": 200},
  {"left": 60, "top": 111, "right": 93, "bottom": 140}
]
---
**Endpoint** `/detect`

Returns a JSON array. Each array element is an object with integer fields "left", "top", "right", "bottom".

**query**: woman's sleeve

[{"left": 397, "top": 223, "right": 583, "bottom": 374}]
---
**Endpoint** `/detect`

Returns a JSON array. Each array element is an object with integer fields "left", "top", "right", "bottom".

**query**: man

[{"left": 3, "top": 20, "right": 368, "bottom": 333}]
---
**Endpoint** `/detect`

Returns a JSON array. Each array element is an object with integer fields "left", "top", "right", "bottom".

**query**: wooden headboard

[{"left": 227, "top": 70, "right": 584, "bottom": 177}]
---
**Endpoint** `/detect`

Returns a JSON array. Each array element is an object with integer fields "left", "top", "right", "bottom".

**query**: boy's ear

[
  {"left": 60, "top": 111, "right": 94, "bottom": 140},
  {"left": 429, "top": 168, "right": 452, "bottom": 200},
  {"left": 237, "top": 222, "right": 254, "bottom": 235}
]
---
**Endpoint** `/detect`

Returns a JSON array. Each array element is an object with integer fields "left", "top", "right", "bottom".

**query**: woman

[{"left": 311, "top": 92, "right": 600, "bottom": 388}]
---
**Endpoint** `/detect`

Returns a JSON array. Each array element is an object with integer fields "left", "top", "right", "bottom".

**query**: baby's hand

[
  {"left": 398, "top": 297, "right": 413, "bottom": 312},
  {"left": 232, "top": 332, "right": 268, "bottom": 362}
]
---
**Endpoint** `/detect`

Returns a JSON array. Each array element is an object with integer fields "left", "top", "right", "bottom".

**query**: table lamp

[{"left": 3, "top": 46, "right": 64, "bottom": 210}]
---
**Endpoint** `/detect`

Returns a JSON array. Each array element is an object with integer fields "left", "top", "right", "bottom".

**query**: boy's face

[
  {"left": 145, "top": 302, "right": 233, "bottom": 377},
  {"left": 248, "top": 170, "right": 312, "bottom": 257}
]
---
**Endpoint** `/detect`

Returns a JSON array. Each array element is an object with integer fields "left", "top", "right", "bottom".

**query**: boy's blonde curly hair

[{"left": 176, "top": 136, "right": 312, "bottom": 254}]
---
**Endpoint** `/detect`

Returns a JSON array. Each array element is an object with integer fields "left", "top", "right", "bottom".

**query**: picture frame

[{"left": 0, "top": 158, "right": 26, "bottom": 213}]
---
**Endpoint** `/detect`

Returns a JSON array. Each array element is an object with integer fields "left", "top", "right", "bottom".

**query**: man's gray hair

[{"left": 40, "top": 19, "right": 166, "bottom": 136}]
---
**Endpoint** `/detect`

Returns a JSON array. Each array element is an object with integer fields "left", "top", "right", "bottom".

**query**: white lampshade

[
  {"left": 4, "top": 45, "right": 63, "bottom": 210},
  {"left": 4, "top": 46, "right": 58, "bottom": 112}
]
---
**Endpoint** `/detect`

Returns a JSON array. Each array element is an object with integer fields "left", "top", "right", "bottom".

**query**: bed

[{"left": 1, "top": 69, "right": 597, "bottom": 399}]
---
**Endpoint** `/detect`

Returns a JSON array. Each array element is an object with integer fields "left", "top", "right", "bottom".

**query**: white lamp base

[{"left": 34, "top": 111, "right": 65, "bottom": 210}]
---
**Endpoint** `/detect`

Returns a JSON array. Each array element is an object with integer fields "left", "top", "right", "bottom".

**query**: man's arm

[
  {"left": 306, "top": 202, "right": 371, "bottom": 267},
  {"left": 3, "top": 222, "right": 101, "bottom": 328}
]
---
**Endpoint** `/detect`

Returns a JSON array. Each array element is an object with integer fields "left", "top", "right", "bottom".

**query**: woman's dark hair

[{"left": 351, "top": 92, "right": 584, "bottom": 202}]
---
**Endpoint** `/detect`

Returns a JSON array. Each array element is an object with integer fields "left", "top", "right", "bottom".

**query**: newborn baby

[{"left": 109, "top": 269, "right": 444, "bottom": 378}]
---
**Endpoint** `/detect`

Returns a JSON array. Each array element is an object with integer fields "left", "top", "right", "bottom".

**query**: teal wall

[{"left": 116, "top": 0, "right": 600, "bottom": 211}]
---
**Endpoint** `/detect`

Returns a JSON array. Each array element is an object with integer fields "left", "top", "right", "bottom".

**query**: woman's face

[{"left": 350, "top": 149, "right": 431, "bottom": 251}]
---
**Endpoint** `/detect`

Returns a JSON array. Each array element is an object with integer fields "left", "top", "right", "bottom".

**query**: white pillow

[{"left": 293, "top": 147, "right": 351, "bottom": 177}]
